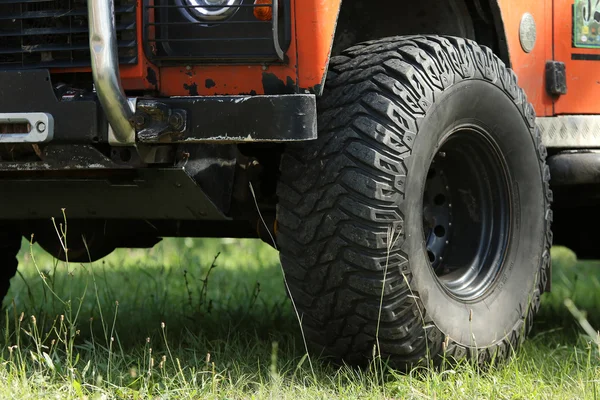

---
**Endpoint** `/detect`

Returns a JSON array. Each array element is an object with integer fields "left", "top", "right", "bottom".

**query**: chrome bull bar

[{"left": 87, "top": 0, "right": 136, "bottom": 145}]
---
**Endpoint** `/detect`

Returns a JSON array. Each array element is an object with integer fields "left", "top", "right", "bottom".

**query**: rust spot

[
  {"left": 146, "top": 67, "right": 158, "bottom": 88},
  {"left": 183, "top": 83, "right": 199, "bottom": 96},
  {"left": 262, "top": 72, "right": 296, "bottom": 95},
  {"left": 205, "top": 79, "right": 216, "bottom": 89}
]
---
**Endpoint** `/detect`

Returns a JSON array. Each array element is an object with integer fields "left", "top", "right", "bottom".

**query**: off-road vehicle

[{"left": 0, "top": 0, "right": 595, "bottom": 369}]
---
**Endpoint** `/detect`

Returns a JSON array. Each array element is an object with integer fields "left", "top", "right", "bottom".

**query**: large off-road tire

[
  {"left": 276, "top": 35, "right": 552, "bottom": 370},
  {"left": 0, "top": 228, "right": 21, "bottom": 306}
]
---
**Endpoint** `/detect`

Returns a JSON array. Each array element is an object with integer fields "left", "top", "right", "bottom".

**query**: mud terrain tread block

[{"left": 277, "top": 35, "right": 552, "bottom": 369}]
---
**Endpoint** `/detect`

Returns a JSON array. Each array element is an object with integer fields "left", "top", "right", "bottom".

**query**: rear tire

[{"left": 276, "top": 35, "right": 552, "bottom": 370}]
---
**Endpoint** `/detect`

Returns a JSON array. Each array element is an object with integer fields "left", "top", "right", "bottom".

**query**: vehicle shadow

[{"left": 3, "top": 238, "right": 599, "bottom": 375}]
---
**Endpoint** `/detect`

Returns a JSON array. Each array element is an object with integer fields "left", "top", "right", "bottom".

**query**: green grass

[{"left": 2, "top": 232, "right": 600, "bottom": 399}]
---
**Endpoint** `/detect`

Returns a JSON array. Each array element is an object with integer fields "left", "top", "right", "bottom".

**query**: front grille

[
  {"left": 144, "top": 0, "right": 291, "bottom": 64},
  {"left": 0, "top": 0, "right": 138, "bottom": 70}
]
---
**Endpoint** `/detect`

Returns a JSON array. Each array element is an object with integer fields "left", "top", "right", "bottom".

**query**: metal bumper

[
  {"left": 0, "top": 69, "right": 317, "bottom": 145},
  {"left": 88, "top": 0, "right": 135, "bottom": 145}
]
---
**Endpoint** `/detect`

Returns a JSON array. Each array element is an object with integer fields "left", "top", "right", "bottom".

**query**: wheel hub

[{"left": 422, "top": 128, "right": 511, "bottom": 301}]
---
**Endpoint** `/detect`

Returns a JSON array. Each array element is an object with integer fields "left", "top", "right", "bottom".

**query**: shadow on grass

[
  {"left": 6, "top": 239, "right": 600, "bottom": 356},
  {"left": 7, "top": 237, "right": 303, "bottom": 348},
  {"left": 2, "top": 238, "right": 600, "bottom": 398}
]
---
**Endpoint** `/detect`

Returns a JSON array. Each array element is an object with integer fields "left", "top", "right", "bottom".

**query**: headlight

[{"left": 184, "top": 0, "right": 242, "bottom": 21}]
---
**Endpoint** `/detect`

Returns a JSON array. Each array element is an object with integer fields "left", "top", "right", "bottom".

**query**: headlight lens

[{"left": 184, "top": 0, "right": 242, "bottom": 21}]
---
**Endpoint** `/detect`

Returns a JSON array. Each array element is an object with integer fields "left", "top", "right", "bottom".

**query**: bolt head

[
  {"left": 131, "top": 114, "right": 146, "bottom": 129},
  {"left": 36, "top": 121, "right": 46, "bottom": 133},
  {"left": 169, "top": 113, "right": 185, "bottom": 130}
]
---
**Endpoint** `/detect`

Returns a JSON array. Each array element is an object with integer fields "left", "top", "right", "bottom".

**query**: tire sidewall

[{"left": 403, "top": 78, "right": 546, "bottom": 347}]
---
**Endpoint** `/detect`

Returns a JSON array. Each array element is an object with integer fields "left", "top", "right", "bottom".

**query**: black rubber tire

[
  {"left": 0, "top": 228, "right": 21, "bottom": 306},
  {"left": 276, "top": 35, "right": 553, "bottom": 370}
]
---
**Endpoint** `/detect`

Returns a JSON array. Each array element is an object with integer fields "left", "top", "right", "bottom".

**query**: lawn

[{"left": 1, "top": 231, "right": 600, "bottom": 399}]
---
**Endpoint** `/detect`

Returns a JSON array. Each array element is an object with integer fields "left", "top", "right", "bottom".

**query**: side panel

[
  {"left": 497, "top": 0, "right": 554, "bottom": 116},
  {"left": 158, "top": 0, "right": 342, "bottom": 96},
  {"left": 553, "top": 0, "right": 600, "bottom": 114}
]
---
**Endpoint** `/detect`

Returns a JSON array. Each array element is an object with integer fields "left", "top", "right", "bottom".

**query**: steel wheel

[{"left": 423, "top": 127, "right": 511, "bottom": 301}]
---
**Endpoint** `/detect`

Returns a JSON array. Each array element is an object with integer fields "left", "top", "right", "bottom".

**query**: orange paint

[
  {"left": 43, "top": 0, "right": 600, "bottom": 118},
  {"left": 553, "top": 0, "right": 600, "bottom": 115},
  {"left": 158, "top": 0, "right": 342, "bottom": 96},
  {"left": 47, "top": 1, "right": 343, "bottom": 97},
  {"left": 295, "top": 0, "right": 342, "bottom": 92},
  {"left": 497, "top": 0, "right": 554, "bottom": 117}
]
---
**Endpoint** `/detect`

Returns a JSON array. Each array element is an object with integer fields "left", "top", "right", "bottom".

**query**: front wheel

[{"left": 276, "top": 35, "right": 552, "bottom": 370}]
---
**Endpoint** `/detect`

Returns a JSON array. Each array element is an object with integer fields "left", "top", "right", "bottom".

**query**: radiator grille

[{"left": 0, "top": 0, "right": 138, "bottom": 70}]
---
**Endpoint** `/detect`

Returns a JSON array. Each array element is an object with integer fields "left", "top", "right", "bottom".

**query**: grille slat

[
  {"left": 0, "top": 40, "right": 136, "bottom": 55},
  {"left": 1, "top": 22, "right": 134, "bottom": 37},
  {"left": 0, "top": 5, "right": 135, "bottom": 21},
  {"left": 0, "top": 0, "right": 138, "bottom": 70}
]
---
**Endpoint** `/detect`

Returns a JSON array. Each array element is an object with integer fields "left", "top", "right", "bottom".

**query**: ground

[{"left": 1, "top": 227, "right": 599, "bottom": 399}]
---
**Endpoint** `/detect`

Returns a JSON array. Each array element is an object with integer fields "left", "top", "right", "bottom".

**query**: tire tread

[{"left": 277, "top": 34, "right": 553, "bottom": 369}]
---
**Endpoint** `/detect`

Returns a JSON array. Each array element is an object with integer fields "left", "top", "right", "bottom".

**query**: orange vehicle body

[
  {"left": 497, "top": 0, "right": 600, "bottom": 116},
  {"left": 51, "top": 0, "right": 342, "bottom": 97},
  {"left": 49, "top": 0, "right": 597, "bottom": 115}
]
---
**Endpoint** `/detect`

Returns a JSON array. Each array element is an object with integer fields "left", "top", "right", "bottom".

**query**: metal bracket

[
  {"left": 545, "top": 61, "right": 567, "bottom": 96},
  {"left": 0, "top": 112, "right": 54, "bottom": 143},
  {"left": 134, "top": 100, "right": 188, "bottom": 143}
]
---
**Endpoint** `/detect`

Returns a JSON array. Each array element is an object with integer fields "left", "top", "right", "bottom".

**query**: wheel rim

[{"left": 422, "top": 126, "right": 511, "bottom": 301}]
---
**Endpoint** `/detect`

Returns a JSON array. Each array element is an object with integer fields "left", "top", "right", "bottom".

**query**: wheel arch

[{"left": 330, "top": 0, "right": 510, "bottom": 66}]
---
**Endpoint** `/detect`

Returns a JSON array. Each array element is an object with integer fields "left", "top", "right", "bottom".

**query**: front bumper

[
  {"left": 0, "top": 70, "right": 317, "bottom": 145},
  {"left": 0, "top": 69, "right": 316, "bottom": 221}
]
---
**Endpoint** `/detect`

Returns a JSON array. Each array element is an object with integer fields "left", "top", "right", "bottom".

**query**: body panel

[
  {"left": 148, "top": 0, "right": 341, "bottom": 96},
  {"left": 497, "top": 0, "right": 554, "bottom": 117}
]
